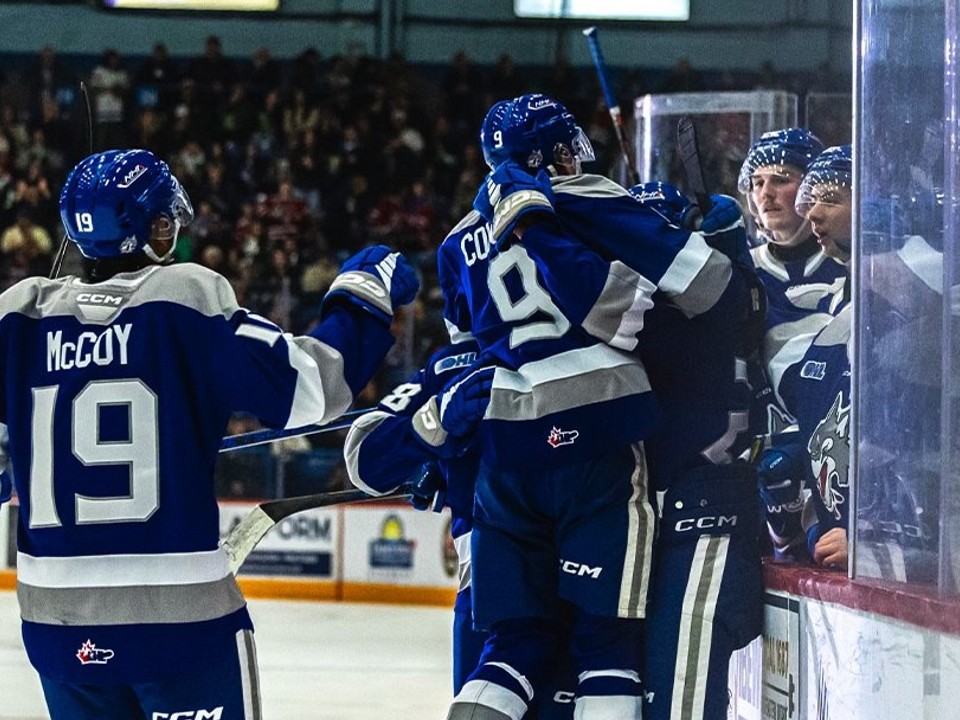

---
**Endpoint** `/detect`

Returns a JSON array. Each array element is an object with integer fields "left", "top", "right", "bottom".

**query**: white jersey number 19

[{"left": 29, "top": 379, "right": 160, "bottom": 528}]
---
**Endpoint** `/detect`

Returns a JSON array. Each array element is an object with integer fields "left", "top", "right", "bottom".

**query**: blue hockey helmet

[
  {"left": 496, "top": 93, "right": 595, "bottom": 173},
  {"left": 479, "top": 99, "right": 514, "bottom": 170},
  {"left": 59, "top": 149, "right": 194, "bottom": 261},
  {"left": 737, "top": 127, "right": 825, "bottom": 194},
  {"left": 629, "top": 181, "right": 691, "bottom": 225},
  {"left": 795, "top": 144, "right": 852, "bottom": 215}
]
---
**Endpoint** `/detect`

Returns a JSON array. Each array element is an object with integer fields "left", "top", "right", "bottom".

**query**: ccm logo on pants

[
  {"left": 560, "top": 560, "right": 603, "bottom": 578},
  {"left": 152, "top": 709, "right": 223, "bottom": 720},
  {"left": 674, "top": 515, "right": 738, "bottom": 532}
]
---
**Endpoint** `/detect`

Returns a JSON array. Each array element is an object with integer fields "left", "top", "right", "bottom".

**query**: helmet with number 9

[
  {"left": 495, "top": 93, "right": 595, "bottom": 174},
  {"left": 59, "top": 149, "right": 194, "bottom": 261},
  {"left": 480, "top": 99, "right": 514, "bottom": 170}
]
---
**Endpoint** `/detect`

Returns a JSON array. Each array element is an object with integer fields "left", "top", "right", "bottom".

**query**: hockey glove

[
  {"left": 0, "top": 472, "right": 11, "bottom": 505},
  {"left": 412, "top": 365, "right": 495, "bottom": 458},
  {"left": 473, "top": 160, "right": 556, "bottom": 246},
  {"left": 756, "top": 436, "right": 809, "bottom": 552},
  {"left": 323, "top": 245, "right": 420, "bottom": 324},
  {"left": 409, "top": 463, "right": 447, "bottom": 513}
]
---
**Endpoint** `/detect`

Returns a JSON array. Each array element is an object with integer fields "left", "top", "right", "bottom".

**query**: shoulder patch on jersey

[{"left": 433, "top": 351, "right": 477, "bottom": 376}]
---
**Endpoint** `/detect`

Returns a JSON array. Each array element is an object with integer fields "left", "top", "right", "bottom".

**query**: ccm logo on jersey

[
  {"left": 76, "top": 292, "right": 123, "bottom": 306},
  {"left": 675, "top": 514, "right": 738, "bottom": 532},
  {"left": 152, "top": 709, "right": 223, "bottom": 720},
  {"left": 560, "top": 559, "right": 602, "bottom": 578}
]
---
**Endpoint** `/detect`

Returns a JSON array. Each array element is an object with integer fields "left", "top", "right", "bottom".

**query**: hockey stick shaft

[
  {"left": 223, "top": 484, "right": 411, "bottom": 575},
  {"left": 219, "top": 407, "right": 370, "bottom": 453},
  {"left": 50, "top": 82, "right": 92, "bottom": 280},
  {"left": 583, "top": 26, "right": 639, "bottom": 185},
  {"left": 676, "top": 115, "right": 714, "bottom": 214}
]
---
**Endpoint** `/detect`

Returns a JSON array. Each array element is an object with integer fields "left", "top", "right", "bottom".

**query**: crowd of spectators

[{"left": 0, "top": 38, "right": 845, "bottom": 495}]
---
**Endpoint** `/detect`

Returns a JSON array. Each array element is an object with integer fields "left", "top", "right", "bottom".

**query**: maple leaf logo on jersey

[
  {"left": 807, "top": 392, "right": 850, "bottom": 521},
  {"left": 547, "top": 426, "right": 579, "bottom": 448},
  {"left": 76, "top": 639, "right": 115, "bottom": 665}
]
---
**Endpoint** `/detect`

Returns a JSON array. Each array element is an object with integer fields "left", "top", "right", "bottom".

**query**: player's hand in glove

[
  {"left": 698, "top": 194, "right": 743, "bottom": 234},
  {"left": 474, "top": 160, "right": 556, "bottom": 245},
  {"left": 756, "top": 435, "right": 810, "bottom": 557},
  {"left": 409, "top": 463, "right": 447, "bottom": 513},
  {"left": 412, "top": 365, "right": 495, "bottom": 458},
  {"left": 322, "top": 245, "right": 420, "bottom": 323}
]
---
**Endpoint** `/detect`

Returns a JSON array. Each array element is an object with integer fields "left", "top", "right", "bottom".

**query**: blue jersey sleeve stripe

[
  {"left": 896, "top": 235, "right": 943, "bottom": 294},
  {"left": 583, "top": 261, "right": 656, "bottom": 351},
  {"left": 343, "top": 410, "right": 396, "bottom": 495},
  {"left": 659, "top": 233, "right": 730, "bottom": 315},
  {"left": 284, "top": 335, "right": 353, "bottom": 428}
]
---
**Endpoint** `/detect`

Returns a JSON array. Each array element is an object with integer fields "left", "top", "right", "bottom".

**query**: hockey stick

[
  {"left": 222, "top": 484, "right": 411, "bottom": 574},
  {"left": 676, "top": 115, "right": 713, "bottom": 214},
  {"left": 219, "top": 407, "right": 371, "bottom": 453},
  {"left": 50, "top": 81, "right": 92, "bottom": 280},
  {"left": 582, "top": 26, "right": 639, "bottom": 185}
]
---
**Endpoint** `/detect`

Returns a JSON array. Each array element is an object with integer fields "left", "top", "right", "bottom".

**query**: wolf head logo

[{"left": 807, "top": 392, "right": 850, "bottom": 521}]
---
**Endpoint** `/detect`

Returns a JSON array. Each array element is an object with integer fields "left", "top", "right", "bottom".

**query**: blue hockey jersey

[
  {"left": 437, "top": 208, "right": 661, "bottom": 469},
  {"left": 750, "top": 241, "right": 846, "bottom": 433},
  {"left": 345, "top": 341, "right": 481, "bottom": 609},
  {"left": 547, "top": 174, "right": 757, "bottom": 486},
  {"left": 0, "top": 262, "right": 394, "bottom": 683}
]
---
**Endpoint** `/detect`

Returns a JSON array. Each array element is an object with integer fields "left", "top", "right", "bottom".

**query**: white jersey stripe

[{"left": 17, "top": 548, "right": 229, "bottom": 588}]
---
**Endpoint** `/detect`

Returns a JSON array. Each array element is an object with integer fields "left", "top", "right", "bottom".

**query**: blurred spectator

[
  {"left": 1, "top": 207, "right": 52, "bottom": 281},
  {"left": 660, "top": 57, "right": 706, "bottom": 93},
  {"left": 442, "top": 51, "right": 486, "bottom": 141},
  {"left": 248, "top": 47, "right": 282, "bottom": 106},
  {"left": 23, "top": 46, "right": 75, "bottom": 121},
  {"left": 489, "top": 53, "right": 526, "bottom": 100},
  {"left": 134, "top": 42, "right": 180, "bottom": 112},
  {"left": 187, "top": 35, "right": 236, "bottom": 114},
  {"left": 89, "top": 49, "right": 130, "bottom": 149}
]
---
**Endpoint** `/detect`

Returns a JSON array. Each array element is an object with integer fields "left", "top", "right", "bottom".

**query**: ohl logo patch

[{"left": 76, "top": 639, "right": 114, "bottom": 665}]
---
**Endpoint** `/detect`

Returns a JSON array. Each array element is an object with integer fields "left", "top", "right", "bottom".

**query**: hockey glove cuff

[
  {"left": 409, "top": 463, "right": 447, "bottom": 513},
  {"left": 474, "top": 161, "right": 556, "bottom": 246},
  {"left": 323, "top": 245, "right": 420, "bottom": 323}
]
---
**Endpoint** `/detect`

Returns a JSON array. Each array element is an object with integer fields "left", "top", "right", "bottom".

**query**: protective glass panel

[
  {"left": 634, "top": 90, "right": 798, "bottom": 199},
  {"left": 855, "top": 0, "right": 955, "bottom": 592}
]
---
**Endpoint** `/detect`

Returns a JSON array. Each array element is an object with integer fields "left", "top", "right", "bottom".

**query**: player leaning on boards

[{"left": 0, "top": 149, "right": 418, "bottom": 719}]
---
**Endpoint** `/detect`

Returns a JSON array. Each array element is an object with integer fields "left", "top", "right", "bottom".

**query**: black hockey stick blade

[
  {"left": 223, "top": 485, "right": 411, "bottom": 575},
  {"left": 677, "top": 115, "right": 713, "bottom": 214}
]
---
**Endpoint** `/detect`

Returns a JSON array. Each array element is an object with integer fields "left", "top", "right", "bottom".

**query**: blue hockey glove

[
  {"left": 409, "top": 463, "right": 447, "bottom": 513},
  {"left": 631, "top": 181, "right": 697, "bottom": 228},
  {"left": 473, "top": 161, "right": 555, "bottom": 245},
  {"left": 323, "top": 245, "right": 420, "bottom": 323},
  {"left": 0, "top": 472, "right": 11, "bottom": 505},
  {"left": 411, "top": 365, "right": 495, "bottom": 458},
  {"left": 756, "top": 438, "right": 809, "bottom": 549},
  {"left": 699, "top": 194, "right": 743, "bottom": 234}
]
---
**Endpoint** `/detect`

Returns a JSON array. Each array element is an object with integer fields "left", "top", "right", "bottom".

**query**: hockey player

[
  {"left": 481, "top": 96, "right": 764, "bottom": 720},
  {"left": 440, "top": 115, "right": 668, "bottom": 719},
  {"left": 0, "top": 149, "right": 419, "bottom": 719},
  {"left": 737, "top": 128, "right": 846, "bottom": 435},
  {"left": 444, "top": 94, "right": 762, "bottom": 720},
  {"left": 344, "top": 341, "right": 491, "bottom": 693},
  {"left": 761, "top": 144, "right": 942, "bottom": 578}
]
